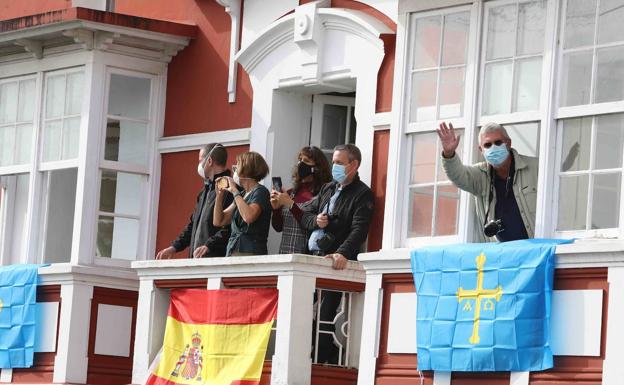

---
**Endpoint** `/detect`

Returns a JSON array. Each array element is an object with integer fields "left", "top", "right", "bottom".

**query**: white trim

[
  {"left": 433, "top": 371, "right": 451, "bottom": 385},
  {"left": 157, "top": 128, "right": 252, "bottom": 153},
  {"left": 603, "top": 267, "right": 624, "bottom": 385},
  {"left": 216, "top": 0, "right": 242, "bottom": 103},
  {"left": 509, "top": 371, "right": 529, "bottom": 385},
  {"left": 372, "top": 111, "right": 392, "bottom": 130}
]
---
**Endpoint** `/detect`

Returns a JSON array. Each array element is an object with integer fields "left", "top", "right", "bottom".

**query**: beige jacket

[{"left": 441, "top": 148, "right": 538, "bottom": 242}]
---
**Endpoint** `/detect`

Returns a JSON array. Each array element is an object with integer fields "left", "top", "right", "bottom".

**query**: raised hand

[{"left": 437, "top": 121, "right": 461, "bottom": 158}]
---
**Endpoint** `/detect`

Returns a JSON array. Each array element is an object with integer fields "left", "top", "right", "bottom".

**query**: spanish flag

[{"left": 146, "top": 288, "right": 278, "bottom": 385}]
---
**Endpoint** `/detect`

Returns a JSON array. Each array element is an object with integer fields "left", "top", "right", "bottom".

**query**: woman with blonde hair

[{"left": 214, "top": 151, "right": 271, "bottom": 256}]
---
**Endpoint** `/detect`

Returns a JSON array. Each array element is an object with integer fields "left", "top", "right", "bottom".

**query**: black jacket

[
  {"left": 171, "top": 170, "right": 234, "bottom": 257},
  {"left": 301, "top": 175, "right": 374, "bottom": 260}
]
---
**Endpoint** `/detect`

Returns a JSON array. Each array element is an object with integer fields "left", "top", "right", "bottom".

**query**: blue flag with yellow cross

[
  {"left": 411, "top": 239, "right": 572, "bottom": 372},
  {"left": 0, "top": 264, "right": 40, "bottom": 368}
]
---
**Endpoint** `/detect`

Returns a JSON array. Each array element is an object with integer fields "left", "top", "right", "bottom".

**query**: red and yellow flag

[{"left": 146, "top": 288, "right": 278, "bottom": 385}]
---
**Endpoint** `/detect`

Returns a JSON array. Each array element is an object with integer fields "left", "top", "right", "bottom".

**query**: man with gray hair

[{"left": 437, "top": 121, "right": 538, "bottom": 242}]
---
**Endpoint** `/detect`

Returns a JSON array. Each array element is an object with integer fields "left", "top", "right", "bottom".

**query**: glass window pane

[
  {"left": 517, "top": 0, "right": 546, "bottom": 55},
  {"left": 321, "top": 105, "right": 348, "bottom": 150},
  {"left": 595, "top": 114, "right": 624, "bottom": 169},
  {"left": 564, "top": 0, "right": 596, "bottom": 49},
  {"left": 17, "top": 79, "right": 35, "bottom": 122},
  {"left": 44, "top": 168, "right": 77, "bottom": 263},
  {"left": 438, "top": 67, "right": 465, "bottom": 119},
  {"left": 96, "top": 216, "right": 139, "bottom": 260},
  {"left": 412, "top": 16, "right": 441, "bottom": 69},
  {"left": 441, "top": 12, "right": 469, "bottom": 66},
  {"left": 410, "top": 132, "right": 438, "bottom": 184},
  {"left": 408, "top": 186, "right": 434, "bottom": 237},
  {"left": 107, "top": 74, "right": 151, "bottom": 120},
  {"left": 410, "top": 70, "right": 437, "bottom": 122},
  {"left": 561, "top": 117, "right": 592, "bottom": 171},
  {"left": 483, "top": 61, "right": 512, "bottom": 115},
  {"left": 558, "top": 175, "right": 589, "bottom": 230},
  {"left": 591, "top": 173, "right": 621, "bottom": 229},
  {"left": 65, "top": 72, "right": 84, "bottom": 116},
  {"left": 595, "top": 46, "right": 624, "bottom": 104},
  {"left": 435, "top": 184, "right": 460, "bottom": 236},
  {"left": 45, "top": 75, "right": 65, "bottom": 119},
  {"left": 104, "top": 119, "right": 149, "bottom": 166},
  {"left": 8, "top": 174, "right": 30, "bottom": 264},
  {"left": 514, "top": 57, "right": 542, "bottom": 112},
  {"left": 505, "top": 122, "right": 540, "bottom": 157},
  {"left": 560, "top": 51, "right": 593, "bottom": 107},
  {"left": 15, "top": 124, "right": 32, "bottom": 165},
  {"left": 597, "top": 0, "right": 624, "bottom": 45},
  {"left": 62, "top": 117, "right": 81, "bottom": 160},
  {"left": 42, "top": 120, "right": 62, "bottom": 162},
  {"left": 0, "top": 82, "right": 18, "bottom": 124},
  {"left": 99, "top": 170, "right": 143, "bottom": 216},
  {"left": 0, "top": 126, "right": 16, "bottom": 167},
  {"left": 486, "top": 4, "right": 516, "bottom": 60}
]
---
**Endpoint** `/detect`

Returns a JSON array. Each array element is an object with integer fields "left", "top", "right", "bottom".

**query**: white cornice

[
  {"left": 157, "top": 128, "right": 251, "bottom": 153},
  {"left": 236, "top": 15, "right": 294, "bottom": 74}
]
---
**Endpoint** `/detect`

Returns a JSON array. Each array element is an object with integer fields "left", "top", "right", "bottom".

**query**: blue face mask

[
  {"left": 483, "top": 143, "right": 509, "bottom": 167},
  {"left": 332, "top": 164, "right": 348, "bottom": 184}
]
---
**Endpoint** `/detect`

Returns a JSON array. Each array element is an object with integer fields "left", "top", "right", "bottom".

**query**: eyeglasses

[{"left": 482, "top": 140, "right": 505, "bottom": 149}]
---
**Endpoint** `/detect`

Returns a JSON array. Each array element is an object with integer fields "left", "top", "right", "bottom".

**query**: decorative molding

[
  {"left": 215, "top": 0, "right": 241, "bottom": 103},
  {"left": 157, "top": 128, "right": 251, "bottom": 153},
  {"left": 373, "top": 111, "right": 392, "bottom": 130},
  {"left": 236, "top": 8, "right": 392, "bottom": 76},
  {"left": 14, "top": 39, "right": 43, "bottom": 59}
]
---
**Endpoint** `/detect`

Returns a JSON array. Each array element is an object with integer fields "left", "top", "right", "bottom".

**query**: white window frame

[
  {"left": 541, "top": 0, "right": 624, "bottom": 239},
  {"left": 0, "top": 50, "right": 167, "bottom": 267},
  {"left": 386, "top": 0, "right": 561, "bottom": 249},
  {"left": 93, "top": 67, "right": 158, "bottom": 266}
]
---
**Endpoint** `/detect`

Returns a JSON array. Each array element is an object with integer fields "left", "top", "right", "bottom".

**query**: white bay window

[{"left": 389, "top": 0, "right": 617, "bottom": 247}]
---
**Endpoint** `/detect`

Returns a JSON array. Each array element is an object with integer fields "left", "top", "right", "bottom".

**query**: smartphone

[{"left": 272, "top": 176, "right": 283, "bottom": 192}]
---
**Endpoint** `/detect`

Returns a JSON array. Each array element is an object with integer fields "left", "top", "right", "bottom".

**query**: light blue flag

[
  {"left": 411, "top": 239, "right": 573, "bottom": 372},
  {"left": 0, "top": 264, "right": 40, "bottom": 368}
]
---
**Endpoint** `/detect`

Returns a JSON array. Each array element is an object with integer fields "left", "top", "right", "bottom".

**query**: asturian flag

[
  {"left": 411, "top": 239, "right": 572, "bottom": 372},
  {"left": 0, "top": 264, "right": 39, "bottom": 368},
  {"left": 146, "top": 288, "right": 278, "bottom": 385}
]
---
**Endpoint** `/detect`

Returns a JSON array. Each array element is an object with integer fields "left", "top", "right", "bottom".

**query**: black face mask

[{"left": 298, "top": 161, "right": 314, "bottom": 179}]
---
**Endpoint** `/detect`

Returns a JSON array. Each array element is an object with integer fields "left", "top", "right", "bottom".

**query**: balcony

[{"left": 130, "top": 254, "right": 366, "bottom": 385}]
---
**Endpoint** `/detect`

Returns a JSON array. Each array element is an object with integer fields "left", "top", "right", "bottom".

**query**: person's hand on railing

[
  {"left": 193, "top": 245, "right": 209, "bottom": 258},
  {"left": 325, "top": 253, "right": 347, "bottom": 270},
  {"left": 155, "top": 246, "right": 176, "bottom": 260}
]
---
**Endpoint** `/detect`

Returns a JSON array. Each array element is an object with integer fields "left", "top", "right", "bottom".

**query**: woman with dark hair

[
  {"left": 214, "top": 151, "right": 272, "bottom": 256},
  {"left": 271, "top": 146, "right": 332, "bottom": 254}
]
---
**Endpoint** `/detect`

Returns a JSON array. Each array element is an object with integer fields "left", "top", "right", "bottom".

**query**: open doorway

[{"left": 310, "top": 93, "right": 356, "bottom": 163}]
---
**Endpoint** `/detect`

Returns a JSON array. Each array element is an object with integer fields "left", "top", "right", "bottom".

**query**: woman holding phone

[
  {"left": 271, "top": 146, "right": 332, "bottom": 254},
  {"left": 214, "top": 151, "right": 272, "bottom": 256}
]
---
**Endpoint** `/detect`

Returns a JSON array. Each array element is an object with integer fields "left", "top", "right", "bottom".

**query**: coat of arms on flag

[
  {"left": 146, "top": 288, "right": 278, "bottom": 385},
  {"left": 411, "top": 239, "right": 572, "bottom": 372}
]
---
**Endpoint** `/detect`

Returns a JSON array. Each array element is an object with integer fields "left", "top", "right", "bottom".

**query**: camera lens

[{"left": 483, "top": 219, "right": 503, "bottom": 237}]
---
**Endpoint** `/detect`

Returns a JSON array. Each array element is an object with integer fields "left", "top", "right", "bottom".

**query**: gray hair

[
  {"left": 479, "top": 122, "right": 510, "bottom": 141},
  {"left": 334, "top": 144, "right": 362, "bottom": 164}
]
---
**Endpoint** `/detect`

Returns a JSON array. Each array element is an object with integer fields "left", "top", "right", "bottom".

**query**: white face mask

[
  {"left": 232, "top": 171, "right": 241, "bottom": 185},
  {"left": 197, "top": 158, "right": 207, "bottom": 179}
]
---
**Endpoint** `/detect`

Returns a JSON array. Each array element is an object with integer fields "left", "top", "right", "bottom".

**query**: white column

[
  {"left": 131, "top": 279, "right": 170, "bottom": 384},
  {"left": 356, "top": 273, "right": 383, "bottom": 385},
  {"left": 433, "top": 371, "right": 451, "bottom": 385},
  {"left": 0, "top": 369, "right": 12, "bottom": 383},
  {"left": 53, "top": 282, "right": 94, "bottom": 384},
  {"left": 602, "top": 267, "right": 624, "bottom": 385},
  {"left": 510, "top": 371, "right": 529, "bottom": 385},
  {"left": 271, "top": 274, "right": 316, "bottom": 385},
  {"left": 207, "top": 277, "right": 223, "bottom": 289}
]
